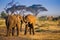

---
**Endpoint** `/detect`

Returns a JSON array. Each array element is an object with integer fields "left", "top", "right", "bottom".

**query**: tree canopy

[
  {"left": 26, "top": 4, "right": 48, "bottom": 16},
  {"left": 4, "top": 0, "right": 48, "bottom": 16}
]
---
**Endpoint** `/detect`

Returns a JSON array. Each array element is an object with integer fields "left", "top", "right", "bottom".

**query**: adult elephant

[
  {"left": 5, "top": 14, "right": 23, "bottom": 36},
  {"left": 24, "top": 14, "right": 37, "bottom": 35}
]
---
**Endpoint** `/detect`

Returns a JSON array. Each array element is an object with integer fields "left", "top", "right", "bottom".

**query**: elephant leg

[
  {"left": 17, "top": 24, "right": 20, "bottom": 36},
  {"left": 24, "top": 25, "right": 28, "bottom": 35},
  {"left": 17, "top": 27, "right": 19, "bottom": 36},
  {"left": 6, "top": 28, "right": 9, "bottom": 36},
  {"left": 9, "top": 25, "right": 12, "bottom": 36},
  {"left": 29, "top": 27, "right": 31, "bottom": 35},
  {"left": 20, "top": 21, "right": 23, "bottom": 32},
  {"left": 6, "top": 23, "right": 9, "bottom": 36},
  {"left": 12, "top": 27, "right": 15, "bottom": 36},
  {"left": 20, "top": 25, "right": 22, "bottom": 32},
  {"left": 9, "top": 28, "right": 11, "bottom": 36},
  {"left": 32, "top": 25, "right": 35, "bottom": 35},
  {"left": 6, "top": 27, "right": 10, "bottom": 36}
]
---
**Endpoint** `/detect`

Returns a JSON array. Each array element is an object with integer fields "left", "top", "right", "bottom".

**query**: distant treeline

[
  {"left": 38, "top": 16, "right": 60, "bottom": 21},
  {"left": 0, "top": 11, "right": 60, "bottom": 21}
]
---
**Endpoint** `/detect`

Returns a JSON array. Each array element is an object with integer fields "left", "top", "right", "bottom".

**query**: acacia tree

[
  {"left": 4, "top": 0, "right": 48, "bottom": 16},
  {"left": 26, "top": 4, "right": 48, "bottom": 16},
  {"left": 15, "top": 5, "right": 26, "bottom": 15},
  {"left": 5, "top": 4, "right": 17, "bottom": 14},
  {"left": 4, "top": 0, "right": 19, "bottom": 14}
]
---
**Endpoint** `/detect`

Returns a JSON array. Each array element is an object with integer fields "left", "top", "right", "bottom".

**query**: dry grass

[
  {"left": 0, "top": 27, "right": 60, "bottom": 40},
  {"left": 0, "top": 19, "right": 60, "bottom": 40}
]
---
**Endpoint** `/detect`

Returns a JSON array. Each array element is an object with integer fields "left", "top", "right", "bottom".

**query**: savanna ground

[{"left": 0, "top": 18, "right": 60, "bottom": 40}]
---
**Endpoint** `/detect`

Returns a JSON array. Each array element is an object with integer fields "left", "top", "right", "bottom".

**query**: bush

[{"left": 1, "top": 11, "right": 7, "bottom": 18}]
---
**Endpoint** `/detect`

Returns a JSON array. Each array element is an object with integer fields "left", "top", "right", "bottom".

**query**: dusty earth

[{"left": 0, "top": 26, "right": 60, "bottom": 40}]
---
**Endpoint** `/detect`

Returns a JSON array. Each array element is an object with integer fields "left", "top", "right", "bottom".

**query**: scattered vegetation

[
  {"left": 0, "top": 11, "right": 7, "bottom": 18},
  {"left": 0, "top": 20, "right": 5, "bottom": 25}
]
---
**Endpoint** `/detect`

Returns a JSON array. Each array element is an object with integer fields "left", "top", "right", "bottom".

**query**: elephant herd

[{"left": 5, "top": 14, "right": 37, "bottom": 36}]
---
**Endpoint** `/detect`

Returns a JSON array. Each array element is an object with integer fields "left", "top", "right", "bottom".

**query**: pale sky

[{"left": 0, "top": 0, "right": 60, "bottom": 16}]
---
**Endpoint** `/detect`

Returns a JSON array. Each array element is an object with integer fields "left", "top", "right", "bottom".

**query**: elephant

[
  {"left": 5, "top": 14, "right": 23, "bottom": 36},
  {"left": 23, "top": 14, "right": 37, "bottom": 35}
]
